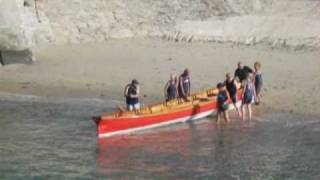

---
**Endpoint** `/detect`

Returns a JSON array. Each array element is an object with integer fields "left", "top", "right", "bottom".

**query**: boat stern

[{"left": 92, "top": 116, "right": 101, "bottom": 136}]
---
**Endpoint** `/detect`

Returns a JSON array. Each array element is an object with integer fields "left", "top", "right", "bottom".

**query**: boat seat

[
  {"left": 195, "top": 92, "right": 208, "bottom": 99},
  {"left": 151, "top": 104, "right": 165, "bottom": 113},
  {"left": 136, "top": 106, "right": 151, "bottom": 115},
  {"left": 166, "top": 99, "right": 179, "bottom": 107},
  {"left": 207, "top": 88, "right": 218, "bottom": 97}
]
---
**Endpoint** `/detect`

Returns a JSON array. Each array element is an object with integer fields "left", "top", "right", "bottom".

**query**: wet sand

[{"left": 0, "top": 39, "right": 319, "bottom": 117}]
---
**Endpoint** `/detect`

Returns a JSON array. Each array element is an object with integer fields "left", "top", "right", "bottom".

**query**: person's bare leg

[
  {"left": 234, "top": 103, "right": 242, "bottom": 118},
  {"left": 248, "top": 104, "right": 252, "bottom": 120},
  {"left": 224, "top": 111, "right": 230, "bottom": 123},
  {"left": 242, "top": 105, "right": 246, "bottom": 121},
  {"left": 216, "top": 112, "right": 220, "bottom": 123}
]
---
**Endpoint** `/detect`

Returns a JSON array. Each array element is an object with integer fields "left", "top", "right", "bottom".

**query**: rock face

[
  {"left": 43, "top": 0, "right": 320, "bottom": 48},
  {"left": 0, "top": 0, "right": 53, "bottom": 64},
  {"left": 1, "top": 0, "right": 320, "bottom": 56}
]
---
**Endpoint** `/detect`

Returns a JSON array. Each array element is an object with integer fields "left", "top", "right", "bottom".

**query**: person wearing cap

[
  {"left": 178, "top": 68, "right": 191, "bottom": 99},
  {"left": 124, "top": 79, "right": 140, "bottom": 111}
]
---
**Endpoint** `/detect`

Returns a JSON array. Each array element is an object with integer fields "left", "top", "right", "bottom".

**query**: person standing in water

[
  {"left": 164, "top": 74, "right": 178, "bottom": 101},
  {"left": 124, "top": 79, "right": 140, "bottom": 111},
  {"left": 241, "top": 74, "right": 256, "bottom": 120},
  {"left": 224, "top": 73, "right": 242, "bottom": 117},
  {"left": 253, "top": 61, "right": 263, "bottom": 105},
  {"left": 216, "top": 83, "right": 230, "bottom": 123},
  {"left": 178, "top": 68, "right": 191, "bottom": 100}
]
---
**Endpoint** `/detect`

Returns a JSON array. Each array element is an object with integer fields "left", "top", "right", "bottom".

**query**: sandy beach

[{"left": 0, "top": 39, "right": 319, "bottom": 117}]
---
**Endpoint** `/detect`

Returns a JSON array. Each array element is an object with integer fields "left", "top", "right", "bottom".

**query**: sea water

[{"left": 0, "top": 95, "right": 319, "bottom": 179}]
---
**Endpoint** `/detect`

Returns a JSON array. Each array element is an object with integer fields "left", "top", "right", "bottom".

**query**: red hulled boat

[{"left": 93, "top": 86, "right": 242, "bottom": 138}]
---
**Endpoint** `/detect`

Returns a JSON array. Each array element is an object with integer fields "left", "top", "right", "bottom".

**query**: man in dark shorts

[
  {"left": 234, "top": 61, "right": 253, "bottom": 82},
  {"left": 224, "top": 73, "right": 242, "bottom": 117}
]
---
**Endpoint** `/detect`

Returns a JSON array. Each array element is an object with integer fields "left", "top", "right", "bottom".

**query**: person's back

[
  {"left": 234, "top": 62, "right": 253, "bottom": 82},
  {"left": 166, "top": 79, "right": 177, "bottom": 100},
  {"left": 124, "top": 79, "right": 140, "bottom": 111},
  {"left": 225, "top": 78, "right": 237, "bottom": 96},
  {"left": 165, "top": 74, "right": 178, "bottom": 101},
  {"left": 178, "top": 69, "right": 191, "bottom": 98}
]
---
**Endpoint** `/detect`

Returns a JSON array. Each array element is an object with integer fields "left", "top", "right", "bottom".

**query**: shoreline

[{"left": 0, "top": 40, "right": 319, "bottom": 117}]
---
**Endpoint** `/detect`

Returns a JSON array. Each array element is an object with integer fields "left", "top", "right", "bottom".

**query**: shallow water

[{"left": 0, "top": 96, "right": 320, "bottom": 179}]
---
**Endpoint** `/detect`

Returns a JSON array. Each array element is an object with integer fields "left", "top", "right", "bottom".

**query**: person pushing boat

[
  {"left": 124, "top": 79, "right": 140, "bottom": 111},
  {"left": 178, "top": 68, "right": 191, "bottom": 99},
  {"left": 224, "top": 73, "right": 242, "bottom": 117},
  {"left": 164, "top": 74, "right": 178, "bottom": 101}
]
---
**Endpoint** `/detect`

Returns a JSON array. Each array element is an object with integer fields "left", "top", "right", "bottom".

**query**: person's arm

[
  {"left": 253, "top": 82, "right": 257, "bottom": 98},
  {"left": 234, "top": 69, "right": 238, "bottom": 78},
  {"left": 124, "top": 85, "right": 129, "bottom": 97},
  {"left": 226, "top": 89, "right": 231, "bottom": 102},
  {"left": 179, "top": 76, "right": 185, "bottom": 96},
  {"left": 242, "top": 81, "right": 247, "bottom": 98},
  {"left": 188, "top": 77, "right": 191, "bottom": 95},
  {"left": 164, "top": 81, "right": 169, "bottom": 98}
]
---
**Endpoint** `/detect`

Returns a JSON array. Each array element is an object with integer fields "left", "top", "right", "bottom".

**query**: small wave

[
  {"left": 257, "top": 116, "right": 320, "bottom": 128},
  {"left": 0, "top": 92, "right": 122, "bottom": 106}
]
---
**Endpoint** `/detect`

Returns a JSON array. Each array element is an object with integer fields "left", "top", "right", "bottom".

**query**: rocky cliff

[
  {"left": 43, "top": 0, "right": 320, "bottom": 48},
  {"left": 1, "top": 0, "right": 320, "bottom": 56}
]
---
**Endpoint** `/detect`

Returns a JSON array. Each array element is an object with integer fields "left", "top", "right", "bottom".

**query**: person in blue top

[
  {"left": 164, "top": 74, "right": 178, "bottom": 101},
  {"left": 178, "top": 68, "right": 191, "bottom": 100},
  {"left": 124, "top": 79, "right": 140, "bottom": 111},
  {"left": 241, "top": 74, "right": 256, "bottom": 120},
  {"left": 216, "top": 82, "right": 230, "bottom": 123},
  {"left": 253, "top": 61, "right": 263, "bottom": 105}
]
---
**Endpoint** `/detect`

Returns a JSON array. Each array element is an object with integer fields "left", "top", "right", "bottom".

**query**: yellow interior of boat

[{"left": 102, "top": 83, "right": 241, "bottom": 119}]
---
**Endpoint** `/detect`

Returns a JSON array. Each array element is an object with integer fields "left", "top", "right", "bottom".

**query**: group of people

[
  {"left": 216, "top": 61, "right": 263, "bottom": 122},
  {"left": 123, "top": 69, "right": 191, "bottom": 111},
  {"left": 123, "top": 61, "right": 263, "bottom": 122}
]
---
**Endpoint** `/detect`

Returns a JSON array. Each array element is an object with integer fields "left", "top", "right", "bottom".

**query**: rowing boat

[{"left": 93, "top": 85, "right": 243, "bottom": 138}]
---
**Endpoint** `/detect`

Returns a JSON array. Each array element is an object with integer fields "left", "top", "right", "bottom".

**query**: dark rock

[{"left": 0, "top": 49, "right": 34, "bottom": 65}]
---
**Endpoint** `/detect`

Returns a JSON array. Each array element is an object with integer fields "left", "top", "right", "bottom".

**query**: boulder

[{"left": 0, "top": 0, "right": 53, "bottom": 64}]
